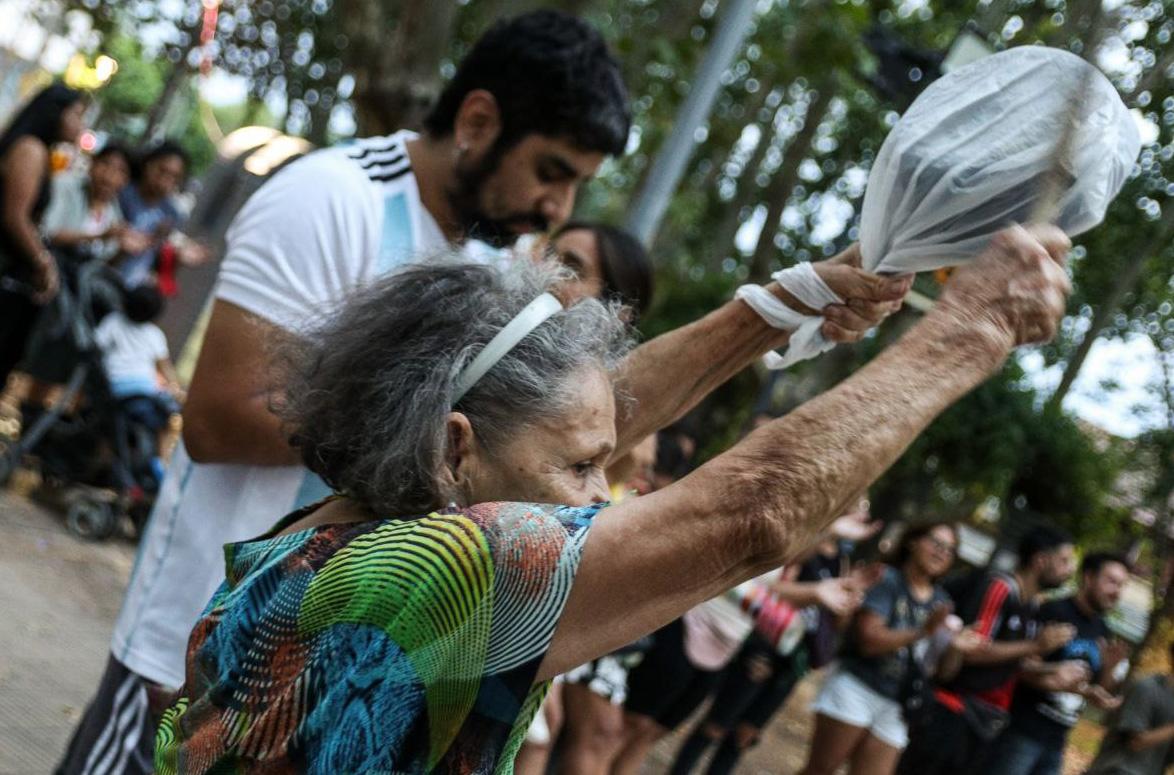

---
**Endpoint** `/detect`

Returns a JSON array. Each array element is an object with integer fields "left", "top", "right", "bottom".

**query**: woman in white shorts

[{"left": 799, "top": 521, "right": 971, "bottom": 775}]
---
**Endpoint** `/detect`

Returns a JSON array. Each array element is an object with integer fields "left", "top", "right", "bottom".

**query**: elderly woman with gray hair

[{"left": 156, "top": 224, "right": 1071, "bottom": 775}]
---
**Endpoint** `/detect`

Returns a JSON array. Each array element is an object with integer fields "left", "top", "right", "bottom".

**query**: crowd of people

[
  {"left": 0, "top": 82, "right": 205, "bottom": 509},
  {"left": 0, "top": 8, "right": 1170, "bottom": 775}
]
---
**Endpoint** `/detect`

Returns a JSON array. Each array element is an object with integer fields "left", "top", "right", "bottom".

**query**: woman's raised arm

[
  {"left": 610, "top": 246, "right": 911, "bottom": 459},
  {"left": 542, "top": 224, "right": 1071, "bottom": 680}
]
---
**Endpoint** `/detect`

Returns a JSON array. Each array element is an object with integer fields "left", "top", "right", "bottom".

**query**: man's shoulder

[
  {"left": 255, "top": 132, "right": 420, "bottom": 209},
  {"left": 333, "top": 131, "right": 418, "bottom": 186}
]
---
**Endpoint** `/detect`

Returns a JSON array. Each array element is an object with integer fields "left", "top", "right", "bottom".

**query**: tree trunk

[
  {"left": 1047, "top": 210, "right": 1174, "bottom": 411},
  {"left": 746, "top": 86, "right": 833, "bottom": 281},
  {"left": 343, "top": 0, "right": 459, "bottom": 135}
]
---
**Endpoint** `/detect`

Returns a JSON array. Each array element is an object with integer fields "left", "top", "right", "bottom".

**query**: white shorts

[
  {"left": 810, "top": 665, "right": 909, "bottom": 749},
  {"left": 563, "top": 655, "right": 633, "bottom": 705}
]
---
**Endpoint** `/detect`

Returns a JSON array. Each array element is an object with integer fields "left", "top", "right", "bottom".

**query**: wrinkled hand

[
  {"left": 814, "top": 577, "right": 864, "bottom": 617},
  {"left": 1037, "top": 622, "right": 1078, "bottom": 654},
  {"left": 30, "top": 252, "right": 59, "bottom": 304},
  {"left": 936, "top": 224, "right": 1072, "bottom": 350},
  {"left": 809, "top": 244, "right": 914, "bottom": 343}
]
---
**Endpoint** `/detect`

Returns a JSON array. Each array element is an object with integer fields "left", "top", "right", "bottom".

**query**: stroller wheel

[{"left": 66, "top": 497, "right": 116, "bottom": 540}]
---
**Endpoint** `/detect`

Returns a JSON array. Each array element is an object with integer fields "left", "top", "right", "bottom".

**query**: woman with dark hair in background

[
  {"left": 514, "top": 221, "right": 657, "bottom": 775},
  {"left": 0, "top": 82, "right": 85, "bottom": 389},
  {"left": 117, "top": 140, "right": 207, "bottom": 289},
  {"left": 549, "top": 220, "right": 655, "bottom": 319},
  {"left": 798, "top": 521, "right": 981, "bottom": 775}
]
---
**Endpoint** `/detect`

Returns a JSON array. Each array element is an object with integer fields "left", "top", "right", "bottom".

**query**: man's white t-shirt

[
  {"left": 111, "top": 132, "right": 450, "bottom": 687},
  {"left": 94, "top": 314, "right": 169, "bottom": 398}
]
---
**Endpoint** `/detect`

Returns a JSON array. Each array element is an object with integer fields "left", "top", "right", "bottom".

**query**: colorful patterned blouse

[{"left": 155, "top": 500, "right": 601, "bottom": 774}]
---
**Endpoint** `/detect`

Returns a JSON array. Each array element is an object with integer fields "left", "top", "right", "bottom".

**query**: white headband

[{"left": 452, "top": 292, "right": 564, "bottom": 403}]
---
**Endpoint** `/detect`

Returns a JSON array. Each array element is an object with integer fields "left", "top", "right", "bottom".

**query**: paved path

[{"left": 0, "top": 486, "right": 135, "bottom": 774}]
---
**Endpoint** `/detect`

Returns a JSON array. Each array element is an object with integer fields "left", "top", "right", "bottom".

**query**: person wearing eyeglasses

[{"left": 896, "top": 524, "right": 1080, "bottom": 775}]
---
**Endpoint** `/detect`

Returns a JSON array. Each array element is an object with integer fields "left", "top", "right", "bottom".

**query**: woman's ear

[{"left": 439, "top": 412, "right": 477, "bottom": 503}]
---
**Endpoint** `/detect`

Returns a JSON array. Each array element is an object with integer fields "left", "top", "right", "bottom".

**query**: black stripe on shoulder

[
  {"left": 347, "top": 139, "right": 401, "bottom": 160},
  {"left": 369, "top": 166, "right": 412, "bottom": 183},
  {"left": 359, "top": 151, "right": 406, "bottom": 170}
]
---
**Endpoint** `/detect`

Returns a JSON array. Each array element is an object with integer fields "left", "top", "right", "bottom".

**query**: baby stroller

[{"left": 0, "top": 247, "right": 166, "bottom": 539}]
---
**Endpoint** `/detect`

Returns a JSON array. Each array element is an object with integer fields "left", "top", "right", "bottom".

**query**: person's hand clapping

[
  {"left": 118, "top": 228, "right": 152, "bottom": 255},
  {"left": 847, "top": 562, "right": 886, "bottom": 591},
  {"left": 814, "top": 577, "right": 864, "bottom": 617},
  {"left": 1052, "top": 659, "right": 1093, "bottom": 691},
  {"left": 935, "top": 223, "right": 1072, "bottom": 351},
  {"left": 921, "top": 602, "right": 953, "bottom": 637},
  {"left": 177, "top": 240, "right": 211, "bottom": 267},
  {"left": 830, "top": 500, "right": 884, "bottom": 542},
  {"left": 950, "top": 626, "right": 988, "bottom": 656}
]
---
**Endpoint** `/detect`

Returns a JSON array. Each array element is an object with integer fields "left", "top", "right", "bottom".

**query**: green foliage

[
  {"left": 98, "top": 35, "right": 163, "bottom": 116},
  {"left": 62, "top": 0, "right": 1174, "bottom": 550}
]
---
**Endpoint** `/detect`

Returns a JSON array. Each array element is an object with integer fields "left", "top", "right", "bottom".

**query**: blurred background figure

[
  {"left": 667, "top": 501, "right": 882, "bottom": 775},
  {"left": 514, "top": 219, "right": 656, "bottom": 775},
  {"left": 0, "top": 82, "right": 85, "bottom": 390},
  {"left": 42, "top": 143, "right": 150, "bottom": 264},
  {"left": 116, "top": 141, "right": 208, "bottom": 291},
  {"left": 546, "top": 220, "right": 655, "bottom": 320},
  {"left": 798, "top": 521, "right": 971, "bottom": 775},
  {"left": 1086, "top": 641, "right": 1174, "bottom": 775}
]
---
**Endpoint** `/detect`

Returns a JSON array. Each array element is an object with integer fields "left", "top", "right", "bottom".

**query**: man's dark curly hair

[{"left": 423, "top": 10, "right": 630, "bottom": 157}]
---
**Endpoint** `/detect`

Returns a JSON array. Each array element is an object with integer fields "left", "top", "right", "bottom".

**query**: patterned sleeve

[
  {"left": 432, "top": 501, "right": 600, "bottom": 772},
  {"left": 318, "top": 502, "right": 598, "bottom": 772}
]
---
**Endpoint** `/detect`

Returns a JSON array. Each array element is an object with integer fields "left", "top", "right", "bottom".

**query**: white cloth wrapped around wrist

[{"left": 734, "top": 262, "right": 842, "bottom": 370}]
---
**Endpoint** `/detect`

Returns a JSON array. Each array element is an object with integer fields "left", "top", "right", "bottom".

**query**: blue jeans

[{"left": 986, "top": 727, "right": 1065, "bottom": 775}]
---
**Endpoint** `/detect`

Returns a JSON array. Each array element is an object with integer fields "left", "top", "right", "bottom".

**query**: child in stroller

[{"left": 1, "top": 249, "right": 182, "bottom": 539}]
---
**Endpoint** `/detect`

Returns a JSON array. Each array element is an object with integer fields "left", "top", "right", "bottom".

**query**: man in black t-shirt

[
  {"left": 896, "top": 525, "right": 1078, "bottom": 775},
  {"left": 986, "top": 552, "right": 1131, "bottom": 775},
  {"left": 1088, "top": 641, "right": 1174, "bottom": 775}
]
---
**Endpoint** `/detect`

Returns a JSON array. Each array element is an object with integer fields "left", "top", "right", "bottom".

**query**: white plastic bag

[
  {"left": 858, "top": 45, "right": 1140, "bottom": 273},
  {"left": 761, "top": 45, "right": 1140, "bottom": 369}
]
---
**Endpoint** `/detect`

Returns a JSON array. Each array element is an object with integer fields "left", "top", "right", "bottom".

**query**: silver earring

[{"left": 446, "top": 500, "right": 459, "bottom": 512}]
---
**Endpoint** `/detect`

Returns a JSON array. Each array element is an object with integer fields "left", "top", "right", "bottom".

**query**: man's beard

[
  {"left": 1040, "top": 573, "right": 1066, "bottom": 592},
  {"left": 447, "top": 144, "right": 548, "bottom": 248}
]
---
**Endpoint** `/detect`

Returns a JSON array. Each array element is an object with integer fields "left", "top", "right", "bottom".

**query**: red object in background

[
  {"left": 157, "top": 242, "right": 178, "bottom": 297},
  {"left": 200, "top": 0, "right": 220, "bottom": 76}
]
